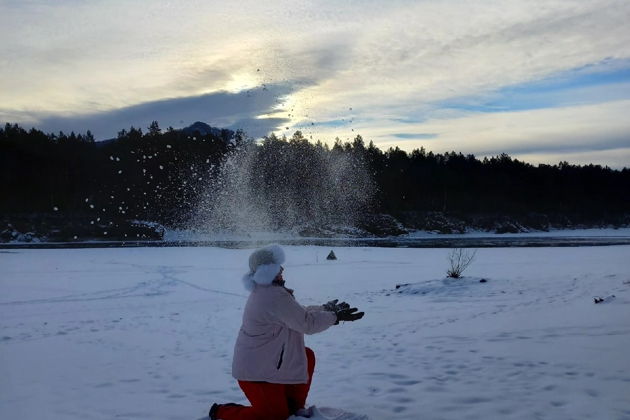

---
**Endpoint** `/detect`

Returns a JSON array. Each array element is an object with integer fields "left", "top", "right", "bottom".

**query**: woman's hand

[
  {"left": 323, "top": 299, "right": 349, "bottom": 312},
  {"left": 334, "top": 307, "right": 364, "bottom": 324},
  {"left": 323, "top": 299, "right": 365, "bottom": 324}
]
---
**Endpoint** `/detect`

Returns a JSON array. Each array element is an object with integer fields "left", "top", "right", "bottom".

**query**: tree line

[{"left": 1, "top": 121, "right": 628, "bottom": 238}]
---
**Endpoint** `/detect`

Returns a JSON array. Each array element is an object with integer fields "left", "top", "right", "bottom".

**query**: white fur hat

[{"left": 242, "top": 244, "right": 285, "bottom": 291}]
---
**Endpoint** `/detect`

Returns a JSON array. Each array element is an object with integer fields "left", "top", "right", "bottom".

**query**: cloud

[
  {"left": 372, "top": 100, "right": 630, "bottom": 163},
  {"left": 436, "top": 65, "right": 630, "bottom": 112},
  {"left": 278, "top": 0, "right": 630, "bottom": 130},
  {"left": 516, "top": 148, "right": 630, "bottom": 169},
  {"left": 30, "top": 83, "right": 294, "bottom": 139},
  {"left": 392, "top": 133, "right": 438, "bottom": 140}
]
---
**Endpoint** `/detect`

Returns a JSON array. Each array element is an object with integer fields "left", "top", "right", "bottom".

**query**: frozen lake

[
  {"left": 1, "top": 245, "right": 630, "bottom": 419},
  {"left": 3, "top": 228, "right": 630, "bottom": 249}
]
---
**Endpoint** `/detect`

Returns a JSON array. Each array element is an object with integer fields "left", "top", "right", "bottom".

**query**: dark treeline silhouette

[
  {"left": 1, "top": 121, "right": 629, "bottom": 240},
  {"left": 365, "top": 142, "right": 630, "bottom": 232},
  {"left": 1, "top": 122, "right": 236, "bottom": 223}
]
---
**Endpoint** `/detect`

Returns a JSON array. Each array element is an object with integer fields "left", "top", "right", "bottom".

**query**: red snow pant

[{"left": 217, "top": 347, "right": 316, "bottom": 420}]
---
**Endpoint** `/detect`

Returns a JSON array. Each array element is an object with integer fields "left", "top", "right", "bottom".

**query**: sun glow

[{"left": 223, "top": 72, "right": 262, "bottom": 94}]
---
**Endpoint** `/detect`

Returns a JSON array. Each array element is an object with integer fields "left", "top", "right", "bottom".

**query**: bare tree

[{"left": 446, "top": 248, "right": 477, "bottom": 278}]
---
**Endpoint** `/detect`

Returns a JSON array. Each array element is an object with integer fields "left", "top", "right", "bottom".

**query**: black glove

[
  {"left": 335, "top": 307, "right": 364, "bottom": 324},
  {"left": 322, "top": 299, "right": 349, "bottom": 312},
  {"left": 323, "top": 299, "right": 364, "bottom": 324}
]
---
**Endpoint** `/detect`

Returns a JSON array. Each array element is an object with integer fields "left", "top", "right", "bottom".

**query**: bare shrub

[{"left": 446, "top": 248, "right": 477, "bottom": 278}]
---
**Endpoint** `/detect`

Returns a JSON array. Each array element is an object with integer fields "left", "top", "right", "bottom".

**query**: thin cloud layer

[
  {"left": 371, "top": 100, "right": 630, "bottom": 167},
  {"left": 1, "top": 0, "right": 629, "bottom": 166}
]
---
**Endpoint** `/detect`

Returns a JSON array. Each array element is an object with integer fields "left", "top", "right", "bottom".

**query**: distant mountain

[
  {"left": 181, "top": 121, "right": 233, "bottom": 138},
  {"left": 95, "top": 137, "right": 117, "bottom": 147}
]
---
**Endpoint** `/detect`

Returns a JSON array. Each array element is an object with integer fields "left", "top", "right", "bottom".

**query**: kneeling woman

[{"left": 210, "top": 245, "right": 364, "bottom": 420}]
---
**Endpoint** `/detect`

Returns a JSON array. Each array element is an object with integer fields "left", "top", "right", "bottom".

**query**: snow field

[{"left": 1, "top": 246, "right": 629, "bottom": 420}]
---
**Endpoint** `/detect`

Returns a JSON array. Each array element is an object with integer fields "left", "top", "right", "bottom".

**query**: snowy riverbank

[
  {"left": 1, "top": 246, "right": 629, "bottom": 419},
  {"left": 2, "top": 227, "right": 630, "bottom": 249}
]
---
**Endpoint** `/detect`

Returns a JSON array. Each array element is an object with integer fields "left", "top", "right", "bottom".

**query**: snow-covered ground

[{"left": 1, "top": 246, "right": 629, "bottom": 420}]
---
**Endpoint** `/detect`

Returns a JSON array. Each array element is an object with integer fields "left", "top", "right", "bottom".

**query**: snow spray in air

[{"left": 192, "top": 133, "right": 376, "bottom": 237}]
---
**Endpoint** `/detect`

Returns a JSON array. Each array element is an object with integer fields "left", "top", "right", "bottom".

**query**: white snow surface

[
  {"left": 289, "top": 405, "right": 369, "bottom": 420},
  {"left": 1, "top": 246, "right": 630, "bottom": 420}
]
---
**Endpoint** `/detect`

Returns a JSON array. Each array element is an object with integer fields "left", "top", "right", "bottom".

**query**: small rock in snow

[{"left": 594, "top": 295, "right": 616, "bottom": 304}]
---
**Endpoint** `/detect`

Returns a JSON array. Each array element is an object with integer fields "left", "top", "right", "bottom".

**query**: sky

[{"left": 1, "top": 0, "right": 630, "bottom": 168}]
